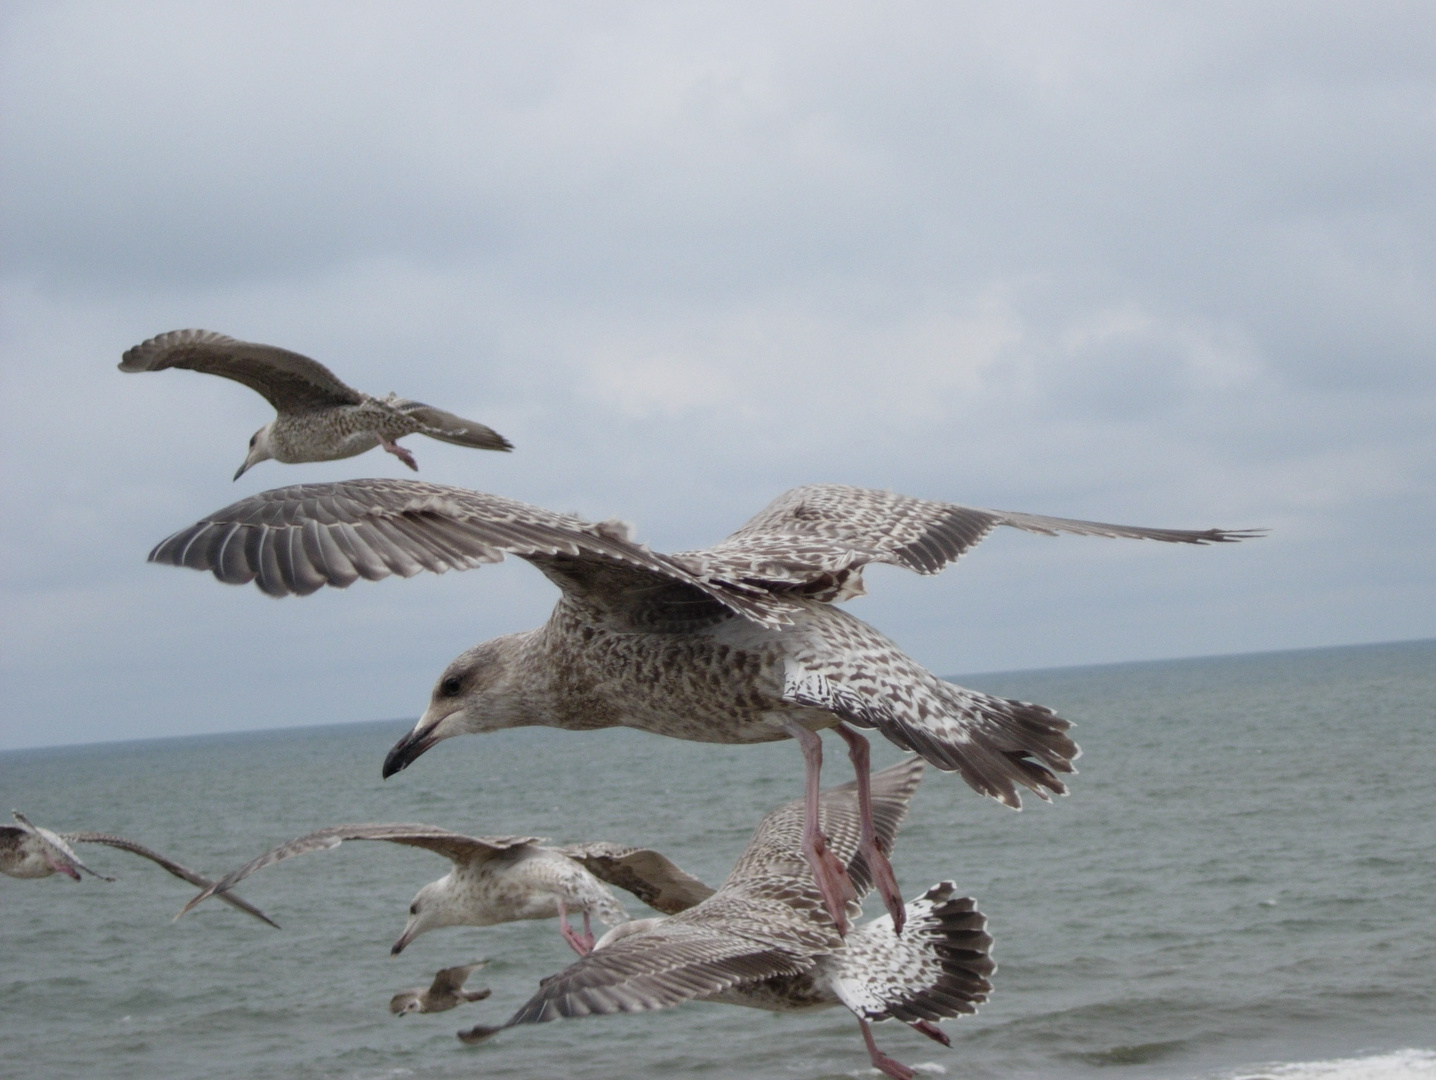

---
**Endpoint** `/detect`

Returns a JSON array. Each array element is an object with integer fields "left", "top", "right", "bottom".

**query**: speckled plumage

[
  {"left": 176, "top": 823, "right": 711, "bottom": 955},
  {"left": 1, "top": 812, "right": 275, "bottom": 926},
  {"left": 457, "top": 759, "right": 994, "bottom": 1080},
  {"left": 120, "top": 329, "right": 512, "bottom": 477}
]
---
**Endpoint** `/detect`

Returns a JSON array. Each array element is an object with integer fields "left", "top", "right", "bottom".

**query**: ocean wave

[{"left": 1224, "top": 1050, "right": 1436, "bottom": 1080}]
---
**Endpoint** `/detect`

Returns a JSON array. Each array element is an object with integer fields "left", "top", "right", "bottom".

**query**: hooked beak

[
  {"left": 382, "top": 716, "right": 443, "bottom": 778},
  {"left": 391, "top": 924, "right": 417, "bottom": 955}
]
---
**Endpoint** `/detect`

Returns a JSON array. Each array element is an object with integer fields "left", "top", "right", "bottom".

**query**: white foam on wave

[{"left": 1227, "top": 1050, "right": 1436, "bottom": 1080}]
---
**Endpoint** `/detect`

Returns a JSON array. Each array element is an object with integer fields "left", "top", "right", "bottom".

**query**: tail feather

[
  {"left": 831, "top": 883, "right": 994, "bottom": 1025},
  {"left": 395, "top": 401, "right": 513, "bottom": 452}
]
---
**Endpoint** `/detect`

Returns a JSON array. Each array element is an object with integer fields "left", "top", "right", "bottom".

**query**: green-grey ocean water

[{"left": 2, "top": 640, "right": 1434, "bottom": 1080}]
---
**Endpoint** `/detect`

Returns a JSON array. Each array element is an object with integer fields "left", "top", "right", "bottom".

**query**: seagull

[
  {"left": 176, "top": 824, "right": 713, "bottom": 956},
  {"left": 119, "top": 329, "right": 512, "bottom": 479},
  {"left": 1, "top": 812, "right": 276, "bottom": 927},
  {"left": 457, "top": 757, "right": 995, "bottom": 1080},
  {"left": 391, "top": 960, "right": 492, "bottom": 1015},
  {"left": 148, "top": 478, "right": 1261, "bottom": 933}
]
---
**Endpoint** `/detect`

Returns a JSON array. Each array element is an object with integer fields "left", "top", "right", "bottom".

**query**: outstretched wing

[
  {"left": 726, "top": 756, "right": 924, "bottom": 897},
  {"left": 680, "top": 482, "right": 1262, "bottom": 598},
  {"left": 65, "top": 832, "right": 278, "bottom": 928},
  {"left": 553, "top": 843, "right": 716, "bottom": 915},
  {"left": 390, "top": 399, "right": 513, "bottom": 452},
  {"left": 459, "top": 909, "right": 814, "bottom": 1040},
  {"left": 176, "top": 824, "right": 542, "bottom": 918},
  {"left": 145, "top": 479, "right": 783, "bottom": 627},
  {"left": 431, "top": 960, "right": 488, "bottom": 995},
  {"left": 120, "top": 329, "right": 364, "bottom": 410}
]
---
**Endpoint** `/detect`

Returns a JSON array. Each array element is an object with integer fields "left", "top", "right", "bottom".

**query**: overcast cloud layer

[{"left": 2, "top": 2, "right": 1433, "bottom": 750}]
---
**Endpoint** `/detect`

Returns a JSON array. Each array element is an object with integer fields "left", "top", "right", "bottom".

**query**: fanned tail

[{"left": 832, "top": 883, "right": 994, "bottom": 1024}]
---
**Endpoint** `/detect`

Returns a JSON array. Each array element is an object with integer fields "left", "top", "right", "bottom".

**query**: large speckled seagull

[
  {"left": 457, "top": 758, "right": 994, "bottom": 1080},
  {"left": 147, "top": 478, "right": 1260, "bottom": 933},
  {"left": 120, "top": 329, "right": 512, "bottom": 479},
  {"left": 1, "top": 812, "right": 276, "bottom": 927},
  {"left": 176, "top": 824, "right": 713, "bottom": 956}
]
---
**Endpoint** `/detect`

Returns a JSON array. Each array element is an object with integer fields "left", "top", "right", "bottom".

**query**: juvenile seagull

[
  {"left": 120, "top": 329, "right": 512, "bottom": 479},
  {"left": 148, "top": 479, "right": 1260, "bottom": 932},
  {"left": 391, "top": 960, "right": 492, "bottom": 1015},
  {"left": 177, "top": 825, "right": 712, "bottom": 956},
  {"left": 458, "top": 758, "right": 994, "bottom": 1080},
  {"left": 1, "top": 812, "right": 276, "bottom": 927}
]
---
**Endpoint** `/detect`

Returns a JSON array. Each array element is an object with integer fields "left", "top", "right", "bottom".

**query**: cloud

[{"left": 1, "top": 2, "right": 1433, "bottom": 748}]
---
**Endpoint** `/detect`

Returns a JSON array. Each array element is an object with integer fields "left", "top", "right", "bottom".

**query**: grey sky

[{"left": 2, "top": 2, "right": 1432, "bottom": 750}]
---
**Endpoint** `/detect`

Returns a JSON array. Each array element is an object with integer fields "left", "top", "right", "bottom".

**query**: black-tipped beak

[
  {"left": 233, "top": 460, "right": 250, "bottom": 482},
  {"left": 391, "top": 928, "right": 415, "bottom": 955},
  {"left": 382, "top": 725, "right": 439, "bottom": 779}
]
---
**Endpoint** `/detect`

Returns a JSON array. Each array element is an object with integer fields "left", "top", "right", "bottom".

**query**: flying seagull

[
  {"left": 391, "top": 960, "right": 492, "bottom": 1015},
  {"left": 1, "top": 812, "right": 276, "bottom": 927},
  {"left": 458, "top": 758, "right": 994, "bottom": 1080},
  {"left": 148, "top": 478, "right": 1261, "bottom": 933},
  {"left": 177, "top": 825, "right": 712, "bottom": 956},
  {"left": 120, "top": 329, "right": 512, "bottom": 479}
]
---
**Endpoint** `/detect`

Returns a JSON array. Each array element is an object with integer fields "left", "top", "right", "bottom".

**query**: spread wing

[
  {"left": 64, "top": 832, "right": 278, "bottom": 928},
  {"left": 552, "top": 843, "right": 716, "bottom": 915},
  {"left": 460, "top": 896, "right": 820, "bottom": 1038},
  {"left": 431, "top": 960, "right": 488, "bottom": 995},
  {"left": 726, "top": 756, "right": 924, "bottom": 897},
  {"left": 678, "top": 483, "right": 1262, "bottom": 599},
  {"left": 120, "top": 329, "right": 364, "bottom": 410},
  {"left": 176, "top": 824, "right": 542, "bottom": 919},
  {"left": 390, "top": 399, "right": 513, "bottom": 452},
  {"left": 146, "top": 479, "right": 783, "bottom": 628}
]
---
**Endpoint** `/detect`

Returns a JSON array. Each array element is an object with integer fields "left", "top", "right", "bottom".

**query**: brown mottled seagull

[
  {"left": 391, "top": 960, "right": 492, "bottom": 1015},
  {"left": 1, "top": 811, "right": 277, "bottom": 927},
  {"left": 458, "top": 757, "right": 993, "bottom": 1080},
  {"left": 147, "top": 478, "right": 1261, "bottom": 933},
  {"left": 176, "top": 824, "right": 712, "bottom": 956},
  {"left": 120, "top": 329, "right": 512, "bottom": 479}
]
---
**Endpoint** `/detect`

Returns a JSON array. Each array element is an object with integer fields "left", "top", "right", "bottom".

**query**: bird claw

[
  {"left": 560, "top": 923, "right": 595, "bottom": 956},
  {"left": 910, "top": 1019, "right": 950, "bottom": 1047},
  {"left": 807, "top": 832, "right": 856, "bottom": 936},
  {"left": 381, "top": 437, "right": 419, "bottom": 471}
]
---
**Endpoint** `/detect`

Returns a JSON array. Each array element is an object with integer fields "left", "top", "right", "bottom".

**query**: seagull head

[
  {"left": 391, "top": 876, "right": 463, "bottom": 955},
  {"left": 233, "top": 422, "right": 275, "bottom": 480},
  {"left": 382, "top": 634, "right": 532, "bottom": 779},
  {"left": 389, "top": 990, "right": 422, "bottom": 1016}
]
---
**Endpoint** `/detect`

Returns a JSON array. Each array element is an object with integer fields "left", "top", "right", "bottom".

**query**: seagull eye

[
  {"left": 410, "top": 902, "right": 419, "bottom": 915},
  {"left": 439, "top": 676, "right": 462, "bottom": 697}
]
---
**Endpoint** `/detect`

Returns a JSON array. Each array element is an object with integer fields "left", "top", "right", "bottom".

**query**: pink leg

[
  {"left": 557, "top": 899, "right": 592, "bottom": 956},
  {"left": 581, "top": 910, "right": 596, "bottom": 952},
  {"left": 833, "top": 723, "right": 906, "bottom": 935},
  {"left": 858, "top": 1018, "right": 914, "bottom": 1080},
  {"left": 784, "top": 721, "right": 856, "bottom": 936},
  {"left": 380, "top": 436, "right": 419, "bottom": 471}
]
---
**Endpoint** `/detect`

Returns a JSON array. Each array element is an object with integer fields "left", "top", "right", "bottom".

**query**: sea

[{"left": 2, "top": 639, "right": 1433, "bottom": 1080}]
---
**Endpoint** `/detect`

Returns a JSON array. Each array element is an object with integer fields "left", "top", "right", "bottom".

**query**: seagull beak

[
  {"left": 391, "top": 925, "right": 417, "bottom": 955},
  {"left": 382, "top": 717, "right": 442, "bottom": 779},
  {"left": 233, "top": 458, "right": 251, "bottom": 481}
]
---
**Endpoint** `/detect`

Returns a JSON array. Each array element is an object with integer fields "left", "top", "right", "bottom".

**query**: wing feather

[
  {"left": 176, "top": 825, "right": 543, "bottom": 919},
  {"left": 119, "top": 329, "right": 363, "bottom": 409}
]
